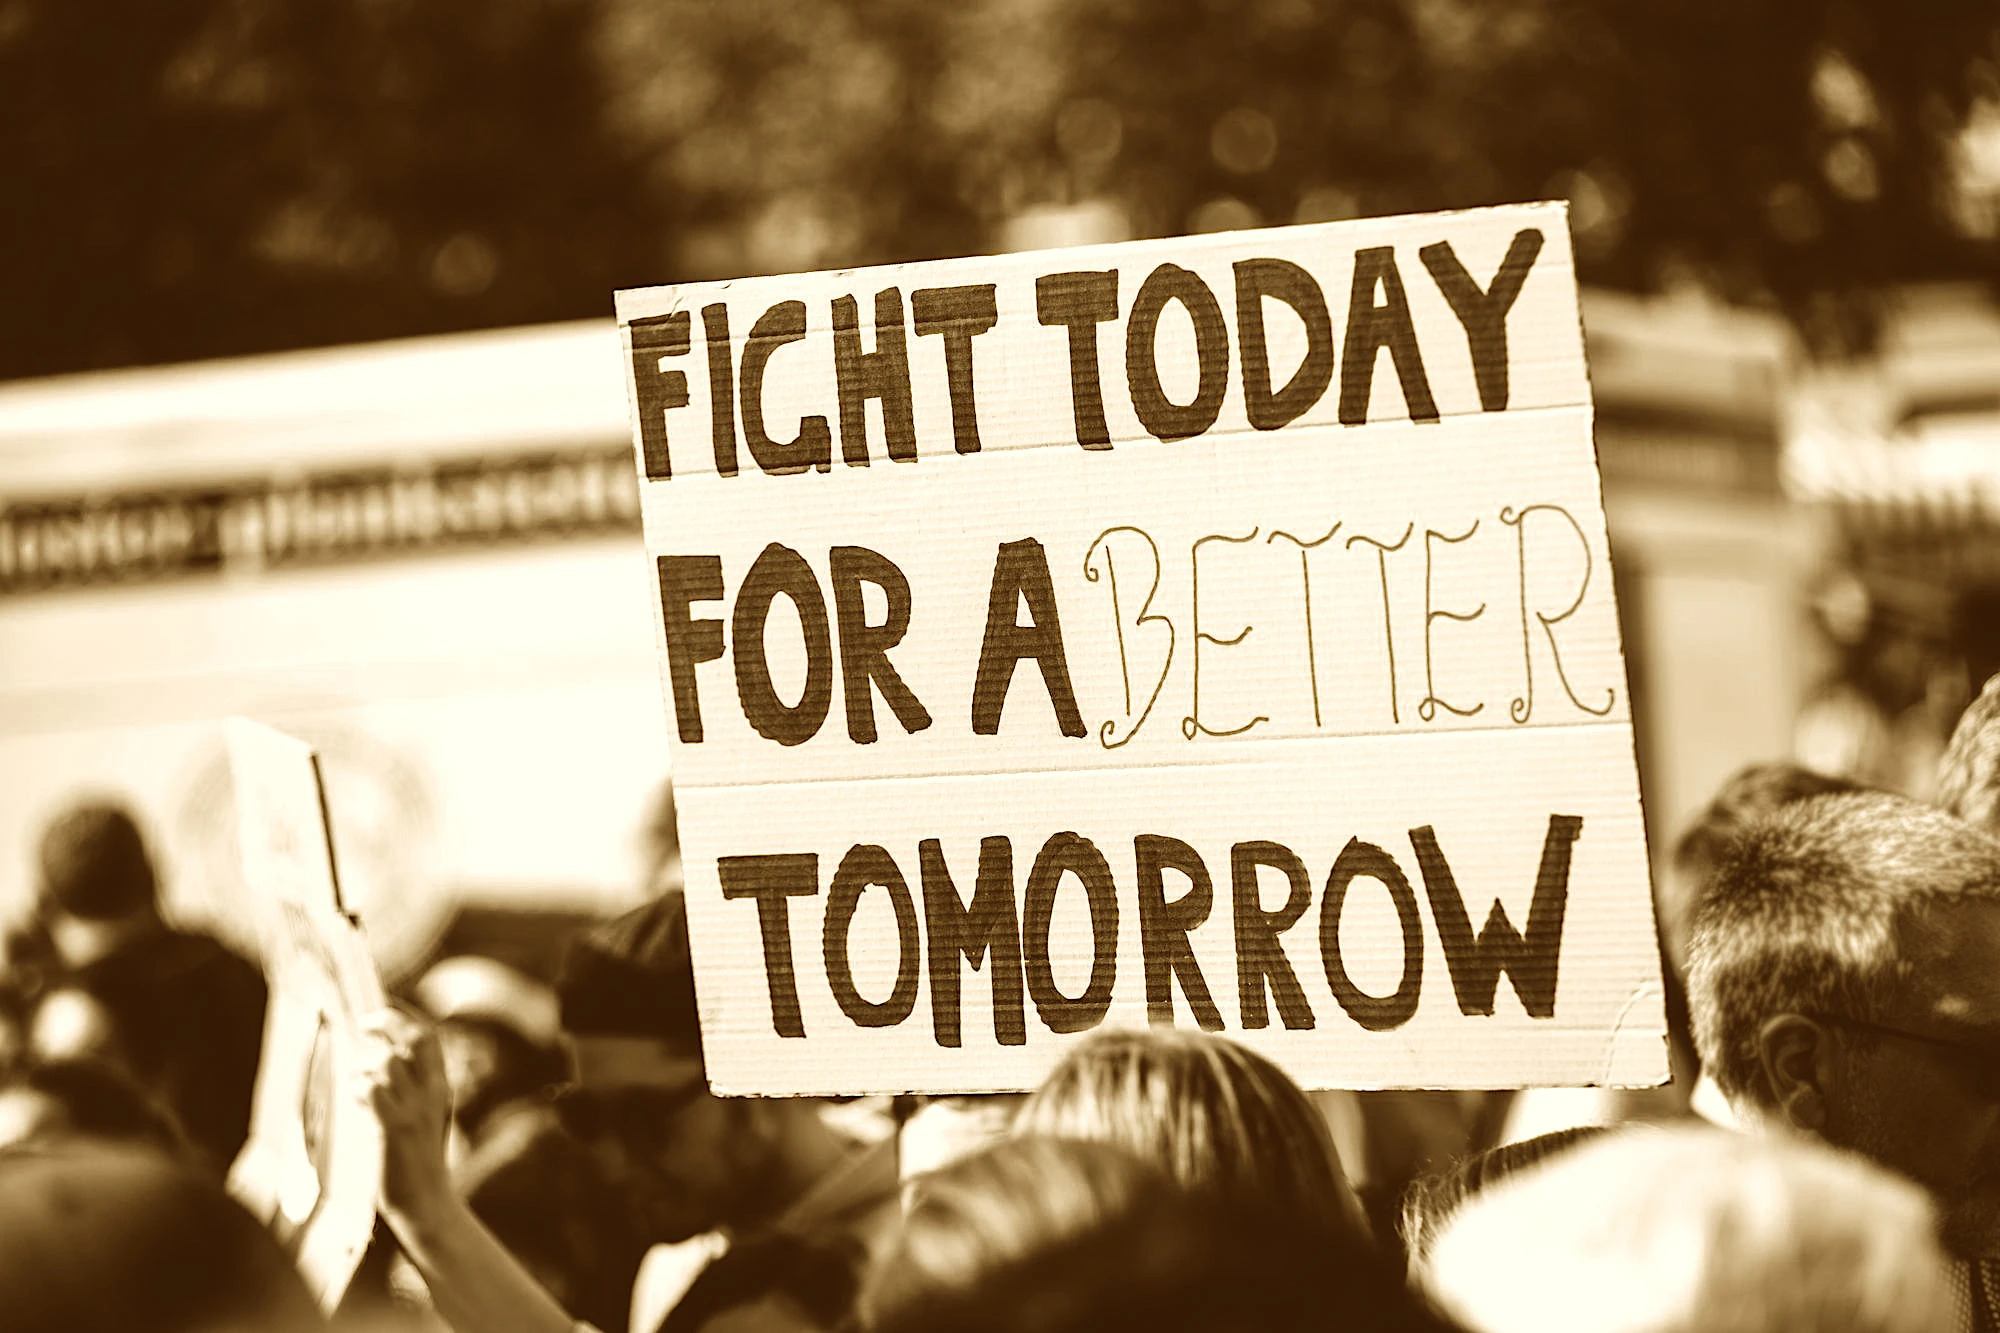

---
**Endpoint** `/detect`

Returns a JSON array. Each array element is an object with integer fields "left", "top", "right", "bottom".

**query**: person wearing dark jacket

[{"left": 25, "top": 799, "right": 267, "bottom": 1176}]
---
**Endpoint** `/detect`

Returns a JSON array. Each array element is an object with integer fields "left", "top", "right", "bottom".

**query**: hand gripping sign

[
  {"left": 617, "top": 202, "right": 1667, "bottom": 1096},
  {"left": 224, "top": 718, "right": 386, "bottom": 1313}
]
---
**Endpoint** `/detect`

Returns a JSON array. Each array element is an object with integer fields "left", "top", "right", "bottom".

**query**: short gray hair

[
  {"left": 1939, "top": 673, "right": 2000, "bottom": 836},
  {"left": 1685, "top": 790, "right": 2000, "bottom": 1108},
  {"left": 1423, "top": 1126, "right": 1953, "bottom": 1333}
]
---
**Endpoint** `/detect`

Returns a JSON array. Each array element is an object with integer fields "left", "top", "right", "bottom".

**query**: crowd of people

[{"left": 8, "top": 672, "right": 2000, "bottom": 1332}]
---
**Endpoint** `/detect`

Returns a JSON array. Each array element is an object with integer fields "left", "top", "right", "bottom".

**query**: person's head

[
  {"left": 659, "top": 1230, "right": 863, "bottom": 1333},
  {"left": 35, "top": 800, "right": 161, "bottom": 967},
  {"left": 555, "top": 889, "right": 818, "bottom": 1243},
  {"left": 1685, "top": 789, "right": 2000, "bottom": 1254},
  {"left": 1939, "top": 671, "right": 2000, "bottom": 835},
  {"left": 0, "top": 1145, "right": 324, "bottom": 1332},
  {"left": 866, "top": 1135, "right": 1204, "bottom": 1333},
  {"left": 1665, "top": 762, "right": 1863, "bottom": 974},
  {"left": 1399, "top": 1125, "right": 1609, "bottom": 1267},
  {"left": 0, "top": 1057, "right": 190, "bottom": 1160},
  {"left": 1013, "top": 1027, "right": 1366, "bottom": 1244},
  {"left": 869, "top": 1135, "right": 1436, "bottom": 1333},
  {"left": 0, "top": 917, "right": 58, "bottom": 1005},
  {"left": 414, "top": 955, "right": 567, "bottom": 1134},
  {"left": 1423, "top": 1126, "right": 1953, "bottom": 1333}
]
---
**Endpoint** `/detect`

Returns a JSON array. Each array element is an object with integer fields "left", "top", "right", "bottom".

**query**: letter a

[{"left": 972, "top": 539, "right": 1086, "bottom": 737}]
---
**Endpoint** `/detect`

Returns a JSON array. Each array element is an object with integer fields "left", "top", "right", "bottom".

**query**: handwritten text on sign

[{"left": 619, "top": 202, "right": 1665, "bottom": 1094}]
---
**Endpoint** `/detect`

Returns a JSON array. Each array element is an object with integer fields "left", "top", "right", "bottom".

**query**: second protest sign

[{"left": 617, "top": 200, "right": 1665, "bottom": 1095}]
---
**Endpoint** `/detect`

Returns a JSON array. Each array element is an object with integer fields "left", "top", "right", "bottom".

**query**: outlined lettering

[{"left": 1084, "top": 526, "right": 1175, "bottom": 749}]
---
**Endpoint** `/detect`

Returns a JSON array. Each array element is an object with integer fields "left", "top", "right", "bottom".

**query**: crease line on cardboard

[{"left": 673, "top": 716, "right": 1642, "bottom": 793}]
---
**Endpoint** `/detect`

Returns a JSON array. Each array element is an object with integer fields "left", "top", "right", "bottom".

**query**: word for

[
  {"left": 719, "top": 816, "right": 1582, "bottom": 1046},
  {"left": 656, "top": 537, "right": 1085, "bottom": 746},
  {"left": 629, "top": 230, "right": 1544, "bottom": 478}
]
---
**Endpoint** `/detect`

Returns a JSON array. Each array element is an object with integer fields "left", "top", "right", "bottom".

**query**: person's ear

[{"left": 1757, "top": 1013, "right": 1836, "bottom": 1134}]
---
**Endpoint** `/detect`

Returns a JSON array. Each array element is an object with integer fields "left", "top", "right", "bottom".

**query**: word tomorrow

[{"left": 720, "top": 816, "right": 1581, "bottom": 1046}]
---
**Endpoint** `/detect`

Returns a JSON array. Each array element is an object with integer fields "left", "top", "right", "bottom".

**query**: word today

[{"left": 629, "top": 230, "right": 1545, "bottom": 477}]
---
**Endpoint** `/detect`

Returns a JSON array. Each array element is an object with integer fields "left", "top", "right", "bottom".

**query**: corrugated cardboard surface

[{"left": 617, "top": 202, "right": 1667, "bottom": 1094}]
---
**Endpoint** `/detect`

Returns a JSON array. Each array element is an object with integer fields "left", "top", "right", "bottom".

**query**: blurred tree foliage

[
  {"left": 586, "top": 0, "right": 1061, "bottom": 276},
  {"left": 1051, "top": 0, "right": 2000, "bottom": 353},
  {"left": 0, "top": 0, "right": 656, "bottom": 378},
  {"left": 1, "top": 0, "right": 1995, "bottom": 379}
]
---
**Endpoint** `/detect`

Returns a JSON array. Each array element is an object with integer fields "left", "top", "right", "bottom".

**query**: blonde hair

[
  {"left": 1423, "top": 1126, "right": 1954, "bottom": 1333},
  {"left": 1013, "top": 1027, "right": 1364, "bottom": 1241},
  {"left": 866, "top": 1135, "right": 1179, "bottom": 1332}
]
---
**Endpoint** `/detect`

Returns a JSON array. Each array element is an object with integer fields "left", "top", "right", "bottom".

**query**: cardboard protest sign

[
  {"left": 617, "top": 202, "right": 1666, "bottom": 1095},
  {"left": 223, "top": 717, "right": 386, "bottom": 1313}
]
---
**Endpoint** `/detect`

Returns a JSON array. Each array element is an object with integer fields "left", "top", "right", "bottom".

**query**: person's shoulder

[
  {"left": 461, "top": 1101, "right": 615, "bottom": 1208},
  {"left": 107, "top": 928, "right": 266, "bottom": 1012},
  {"left": 161, "top": 928, "right": 263, "bottom": 983}
]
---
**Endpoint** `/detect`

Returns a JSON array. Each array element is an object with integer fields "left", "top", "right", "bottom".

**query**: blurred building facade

[
  {"left": 1783, "top": 284, "right": 2000, "bottom": 799},
  {"left": 1583, "top": 289, "right": 1815, "bottom": 870},
  {"left": 0, "top": 323, "right": 665, "bottom": 979}
]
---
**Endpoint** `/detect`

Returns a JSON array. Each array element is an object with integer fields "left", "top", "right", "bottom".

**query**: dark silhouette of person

[{"left": 28, "top": 800, "right": 268, "bottom": 1176}]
